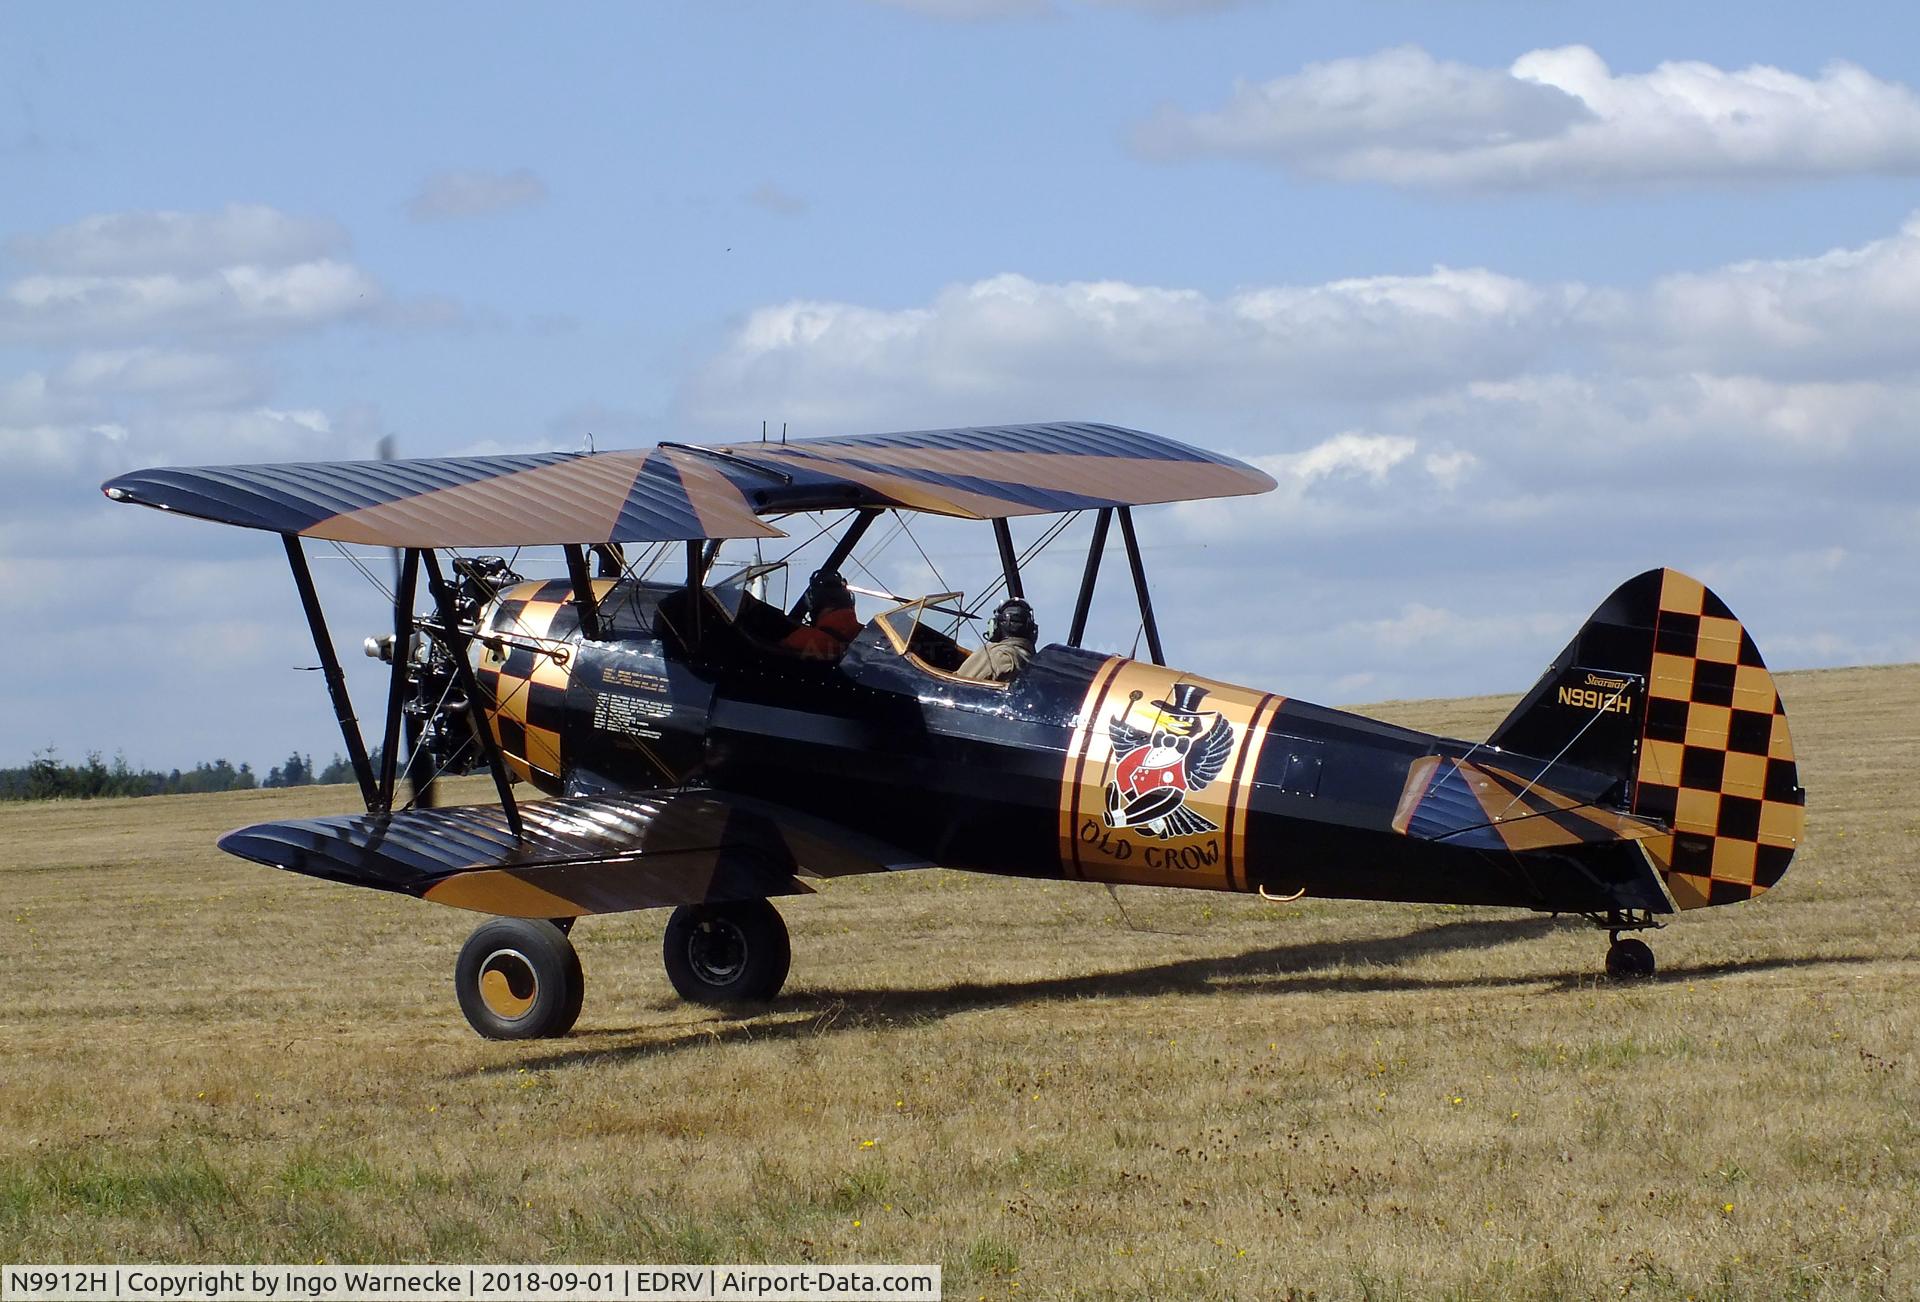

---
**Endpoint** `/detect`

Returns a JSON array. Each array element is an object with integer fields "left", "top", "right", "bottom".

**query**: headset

[
  {"left": 988, "top": 597, "right": 1036, "bottom": 643},
  {"left": 804, "top": 569, "right": 854, "bottom": 618}
]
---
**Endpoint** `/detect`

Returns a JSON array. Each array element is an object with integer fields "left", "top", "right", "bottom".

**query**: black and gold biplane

[{"left": 103, "top": 422, "right": 1805, "bottom": 1038}]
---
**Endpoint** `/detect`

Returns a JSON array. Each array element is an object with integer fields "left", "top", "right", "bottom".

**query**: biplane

[{"left": 102, "top": 421, "right": 1805, "bottom": 1038}]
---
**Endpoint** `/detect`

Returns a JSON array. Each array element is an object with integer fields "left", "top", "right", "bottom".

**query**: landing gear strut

[
  {"left": 455, "top": 917, "right": 584, "bottom": 1038},
  {"left": 664, "top": 898, "right": 791, "bottom": 1004}
]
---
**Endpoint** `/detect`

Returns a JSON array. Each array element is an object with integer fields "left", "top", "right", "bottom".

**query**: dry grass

[{"left": 1, "top": 665, "right": 1915, "bottom": 1300}]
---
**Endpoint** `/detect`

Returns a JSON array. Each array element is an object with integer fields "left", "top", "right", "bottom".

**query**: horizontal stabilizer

[{"left": 1394, "top": 755, "right": 1661, "bottom": 853}]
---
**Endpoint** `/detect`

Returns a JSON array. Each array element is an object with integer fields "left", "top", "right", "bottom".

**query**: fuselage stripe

[
  {"left": 1221, "top": 691, "right": 1278, "bottom": 892},
  {"left": 1063, "top": 656, "right": 1128, "bottom": 880}
]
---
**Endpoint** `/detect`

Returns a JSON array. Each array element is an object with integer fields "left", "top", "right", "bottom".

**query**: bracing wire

[
  {"left": 945, "top": 511, "right": 1080, "bottom": 636},
  {"left": 1489, "top": 679, "right": 1636, "bottom": 822},
  {"left": 773, "top": 511, "right": 860, "bottom": 568},
  {"left": 895, "top": 514, "right": 950, "bottom": 599},
  {"left": 328, "top": 542, "right": 396, "bottom": 605}
]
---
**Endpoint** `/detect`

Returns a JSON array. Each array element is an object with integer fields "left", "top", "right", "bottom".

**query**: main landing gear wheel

[
  {"left": 456, "top": 917, "right": 584, "bottom": 1039},
  {"left": 664, "top": 898, "right": 791, "bottom": 1004},
  {"left": 1605, "top": 936, "right": 1657, "bottom": 980}
]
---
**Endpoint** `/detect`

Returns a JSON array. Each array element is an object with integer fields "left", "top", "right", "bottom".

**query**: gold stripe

[
  {"left": 426, "top": 869, "right": 589, "bottom": 918},
  {"left": 1223, "top": 693, "right": 1282, "bottom": 890},
  {"left": 315, "top": 454, "right": 651, "bottom": 548},
  {"left": 1058, "top": 657, "right": 1127, "bottom": 879}
]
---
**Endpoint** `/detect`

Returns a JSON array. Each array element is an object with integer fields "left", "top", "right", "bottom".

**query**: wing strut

[
  {"left": 1117, "top": 506, "right": 1165, "bottom": 666},
  {"left": 684, "top": 540, "right": 708, "bottom": 649},
  {"left": 992, "top": 518, "right": 1025, "bottom": 600},
  {"left": 282, "top": 534, "right": 379, "bottom": 808},
  {"left": 421, "top": 549, "right": 523, "bottom": 839},
  {"left": 1067, "top": 507, "right": 1112, "bottom": 648},
  {"left": 786, "top": 508, "right": 880, "bottom": 617},
  {"left": 562, "top": 544, "right": 601, "bottom": 640}
]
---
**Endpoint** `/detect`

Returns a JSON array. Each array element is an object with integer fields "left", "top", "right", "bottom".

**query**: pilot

[
  {"left": 956, "top": 598, "right": 1036, "bottom": 683},
  {"left": 781, "top": 569, "right": 862, "bottom": 660}
]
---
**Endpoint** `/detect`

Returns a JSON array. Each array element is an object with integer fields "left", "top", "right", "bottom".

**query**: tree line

[{"left": 0, "top": 749, "right": 363, "bottom": 801}]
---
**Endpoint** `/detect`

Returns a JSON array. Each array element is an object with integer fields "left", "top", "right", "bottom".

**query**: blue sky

[{"left": 4, "top": 1, "right": 1919, "bottom": 772}]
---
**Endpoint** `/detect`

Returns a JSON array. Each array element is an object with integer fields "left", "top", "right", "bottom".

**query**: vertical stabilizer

[{"left": 1488, "top": 568, "right": 1806, "bottom": 909}]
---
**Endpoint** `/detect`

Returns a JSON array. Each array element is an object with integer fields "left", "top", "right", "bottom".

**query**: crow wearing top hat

[{"left": 1104, "top": 683, "right": 1235, "bottom": 840}]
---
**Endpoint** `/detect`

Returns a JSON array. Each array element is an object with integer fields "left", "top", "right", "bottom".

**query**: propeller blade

[{"left": 376, "top": 435, "right": 401, "bottom": 588}]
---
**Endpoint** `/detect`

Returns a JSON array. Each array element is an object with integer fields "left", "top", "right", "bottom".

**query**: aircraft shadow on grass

[{"left": 473, "top": 916, "right": 1873, "bottom": 1075}]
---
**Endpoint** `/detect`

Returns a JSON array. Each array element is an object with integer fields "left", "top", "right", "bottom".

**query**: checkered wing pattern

[
  {"left": 1632, "top": 571, "right": 1805, "bottom": 909},
  {"left": 471, "top": 578, "right": 598, "bottom": 788}
]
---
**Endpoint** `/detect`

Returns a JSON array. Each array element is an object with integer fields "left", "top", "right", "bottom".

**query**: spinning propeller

[{"left": 374, "top": 435, "right": 439, "bottom": 812}]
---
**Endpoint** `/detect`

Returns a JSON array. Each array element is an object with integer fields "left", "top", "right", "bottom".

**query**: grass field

[{"left": 2, "top": 664, "right": 1915, "bottom": 1300}]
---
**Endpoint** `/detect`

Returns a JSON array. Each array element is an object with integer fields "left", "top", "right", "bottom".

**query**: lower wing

[{"left": 218, "top": 790, "right": 930, "bottom": 918}]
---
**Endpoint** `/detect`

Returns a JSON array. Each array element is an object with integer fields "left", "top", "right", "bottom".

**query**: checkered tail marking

[{"left": 1632, "top": 570, "right": 1805, "bottom": 909}]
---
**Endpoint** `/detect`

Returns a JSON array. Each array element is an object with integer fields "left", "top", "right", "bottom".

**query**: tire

[
  {"left": 455, "top": 917, "right": 585, "bottom": 1039},
  {"left": 1605, "top": 937, "right": 1656, "bottom": 980},
  {"left": 663, "top": 899, "right": 791, "bottom": 1004}
]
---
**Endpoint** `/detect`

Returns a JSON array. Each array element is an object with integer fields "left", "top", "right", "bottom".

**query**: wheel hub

[
  {"left": 687, "top": 919, "right": 748, "bottom": 986},
  {"left": 477, "top": 947, "right": 539, "bottom": 1019}
]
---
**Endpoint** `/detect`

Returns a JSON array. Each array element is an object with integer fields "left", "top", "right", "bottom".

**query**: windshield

[{"left": 871, "top": 592, "right": 977, "bottom": 676}]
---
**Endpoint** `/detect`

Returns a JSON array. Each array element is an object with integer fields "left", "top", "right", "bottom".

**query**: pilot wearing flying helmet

[
  {"left": 956, "top": 598, "right": 1036, "bottom": 683},
  {"left": 782, "top": 569, "right": 862, "bottom": 660}
]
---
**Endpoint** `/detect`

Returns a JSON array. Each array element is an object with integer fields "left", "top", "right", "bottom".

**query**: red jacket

[{"left": 782, "top": 606, "right": 861, "bottom": 659}]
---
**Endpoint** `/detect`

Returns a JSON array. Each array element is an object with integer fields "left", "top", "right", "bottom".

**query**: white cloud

[
  {"left": 406, "top": 168, "right": 547, "bottom": 221},
  {"left": 1422, "top": 448, "right": 1476, "bottom": 490},
  {"left": 685, "top": 266, "right": 1571, "bottom": 428},
  {"left": 50, "top": 348, "right": 265, "bottom": 408},
  {"left": 671, "top": 211, "right": 1920, "bottom": 701},
  {"left": 1346, "top": 602, "right": 1575, "bottom": 654},
  {"left": 7, "top": 203, "right": 347, "bottom": 275},
  {"left": 1135, "top": 45, "right": 1920, "bottom": 188},
  {"left": 685, "top": 214, "right": 1920, "bottom": 474},
  {"left": 1260, "top": 430, "right": 1414, "bottom": 486},
  {"left": 0, "top": 208, "right": 396, "bottom": 576},
  {"left": 0, "top": 260, "right": 380, "bottom": 343},
  {"left": 1620, "top": 214, "right": 1920, "bottom": 377}
]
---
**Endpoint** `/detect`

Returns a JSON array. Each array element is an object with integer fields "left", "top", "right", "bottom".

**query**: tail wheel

[
  {"left": 1605, "top": 937, "right": 1656, "bottom": 980},
  {"left": 663, "top": 899, "right": 791, "bottom": 1004},
  {"left": 456, "top": 917, "right": 584, "bottom": 1039}
]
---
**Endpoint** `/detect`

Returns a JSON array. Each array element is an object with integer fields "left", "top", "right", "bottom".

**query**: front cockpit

[{"left": 423, "top": 552, "right": 1061, "bottom": 802}]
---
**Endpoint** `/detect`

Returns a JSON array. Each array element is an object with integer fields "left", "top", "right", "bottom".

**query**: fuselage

[{"left": 465, "top": 576, "right": 1660, "bottom": 917}]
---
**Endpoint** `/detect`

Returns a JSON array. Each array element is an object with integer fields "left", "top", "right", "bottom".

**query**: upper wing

[
  {"left": 218, "top": 790, "right": 930, "bottom": 918},
  {"left": 706, "top": 421, "right": 1276, "bottom": 521},
  {"left": 1184, "top": 714, "right": 1235, "bottom": 790},
  {"left": 100, "top": 447, "right": 780, "bottom": 548},
  {"left": 101, "top": 422, "right": 1276, "bottom": 547}
]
